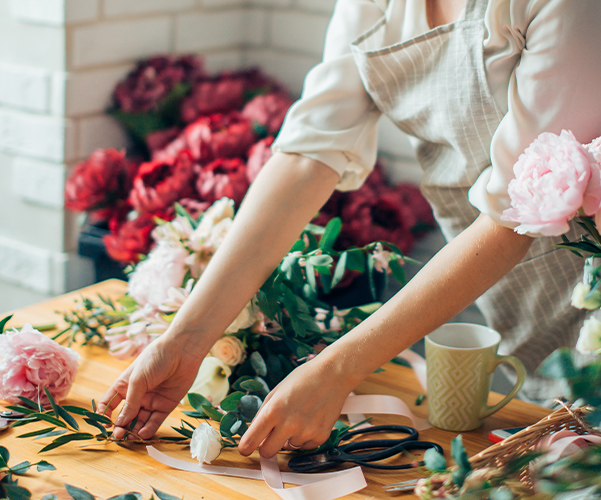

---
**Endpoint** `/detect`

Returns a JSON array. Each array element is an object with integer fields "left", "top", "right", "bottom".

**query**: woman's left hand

[{"left": 238, "top": 357, "right": 356, "bottom": 458}]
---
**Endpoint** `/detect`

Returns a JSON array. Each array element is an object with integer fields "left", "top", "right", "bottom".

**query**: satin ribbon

[{"left": 148, "top": 350, "right": 431, "bottom": 500}]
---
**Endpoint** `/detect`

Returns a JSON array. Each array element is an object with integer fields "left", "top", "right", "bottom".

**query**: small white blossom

[
  {"left": 576, "top": 317, "right": 601, "bottom": 355},
  {"left": 571, "top": 282, "right": 601, "bottom": 310},
  {"left": 190, "top": 422, "right": 222, "bottom": 464}
]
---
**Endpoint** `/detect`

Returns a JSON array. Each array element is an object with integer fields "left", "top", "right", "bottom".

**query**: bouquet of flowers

[{"left": 64, "top": 55, "right": 434, "bottom": 266}]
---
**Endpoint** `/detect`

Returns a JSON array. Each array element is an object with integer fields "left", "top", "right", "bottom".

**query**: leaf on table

[
  {"left": 152, "top": 487, "right": 183, "bottom": 500},
  {"left": 65, "top": 484, "right": 96, "bottom": 500}
]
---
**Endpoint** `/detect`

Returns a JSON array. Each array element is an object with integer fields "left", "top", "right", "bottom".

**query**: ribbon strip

[{"left": 148, "top": 387, "right": 431, "bottom": 500}]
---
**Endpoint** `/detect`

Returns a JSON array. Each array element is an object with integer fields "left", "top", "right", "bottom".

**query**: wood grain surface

[{"left": 2, "top": 280, "right": 550, "bottom": 499}]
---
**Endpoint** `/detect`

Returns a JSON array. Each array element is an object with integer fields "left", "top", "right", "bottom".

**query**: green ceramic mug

[{"left": 425, "top": 323, "right": 527, "bottom": 431}]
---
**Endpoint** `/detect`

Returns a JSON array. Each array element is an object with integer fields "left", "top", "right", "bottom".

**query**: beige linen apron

[{"left": 351, "top": 0, "right": 587, "bottom": 405}]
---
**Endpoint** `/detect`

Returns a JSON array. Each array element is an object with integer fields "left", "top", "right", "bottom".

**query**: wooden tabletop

[{"left": 2, "top": 280, "right": 550, "bottom": 500}]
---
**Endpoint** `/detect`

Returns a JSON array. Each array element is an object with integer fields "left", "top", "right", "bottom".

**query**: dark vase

[{"left": 78, "top": 219, "right": 127, "bottom": 282}]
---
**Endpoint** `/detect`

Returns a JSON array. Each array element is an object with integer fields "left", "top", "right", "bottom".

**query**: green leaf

[
  {"left": 306, "top": 254, "right": 333, "bottom": 267},
  {"left": 451, "top": 435, "right": 471, "bottom": 486},
  {"left": 366, "top": 253, "right": 377, "bottom": 300},
  {"left": 331, "top": 252, "right": 348, "bottom": 289},
  {"left": 107, "top": 494, "right": 142, "bottom": 500},
  {"left": 152, "top": 488, "right": 183, "bottom": 500},
  {"left": 17, "top": 427, "right": 56, "bottom": 439},
  {"left": 34, "top": 430, "right": 68, "bottom": 440},
  {"left": 187, "top": 393, "right": 212, "bottom": 415},
  {"left": 490, "top": 488, "right": 514, "bottom": 500},
  {"left": 9, "top": 461, "right": 31, "bottom": 474},
  {"left": 220, "top": 392, "right": 245, "bottom": 412},
  {"left": 415, "top": 394, "right": 426, "bottom": 406},
  {"left": 109, "top": 109, "right": 167, "bottom": 144},
  {"left": 39, "top": 433, "right": 95, "bottom": 453},
  {"left": 64, "top": 484, "right": 96, "bottom": 500},
  {"left": 345, "top": 249, "right": 366, "bottom": 273},
  {"left": 36, "top": 461, "right": 56, "bottom": 472},
  {"left": 80, "top": 412, "right": 113, "bottom": 426},
  {"left": 83, "top": 418, "right": 109, "bottom": 438},
  {"left": 0, "top": 445, "right": 9, "bottom": 466},
  {"left": 232, "top": 376, "right": 253, "bottom": 392},
  {"left": 319, "top": 217, "right": 342, "bottom": 251},
  {"left": 43, "top": 387, "right": 60, "bottom": 419},
  {"left": 17, "top": 396, "right": 42, "bottom": 411},
  {"left": 42, "top": 495, "right": 58, "bottom": 500},
  {"left": 305, "top": 261, "right": 317, "bottom": 294},
  {"left": 538, "top": 348, "right": 578, "bottom": 379},
  {"left": 0, "top": 314, "right": 13, "bottom": 333},
  {"left": 3, "top": 484, "right": 32, "bottom": 500},
  {"left": 250, "top": 352, "right": 268, "bottom": 377},
  {"left": 219, "top": 412, "right": 239, "bottom": 438},
  {"left": 201, "top": 405, "right": 224, "bottom": 423},
  {"left": 424, "top": 447, "right": 447, "bottom": 472},
  {"left": 239, "top": 379, "right": 265, "bottom": 393},
  {"left": 56, "top": 406, "right": 80, "bottom": 431},
  {"left": 238, "top": 395, "right": 262, "bottom": 422},
  {"left": 388, "top": 258, "right": 407, "bottom": 285}
]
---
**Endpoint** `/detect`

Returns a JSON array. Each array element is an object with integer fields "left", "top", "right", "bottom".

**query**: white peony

[
  {"left": 189, "top": 198, "right": 235, "bottom": 252},
  {"left": 576, "top": 317, "right": 601, "bottom": 355},
  {"left": 183, "top": 356, "right": 232, "bottom": 406},
  {"left": 225, "top": 300, "right": 258, "bottom": 334},
  {"left": 128, "top": 242, "right": 189, "bottom": 308},
  {"left": 570, "top": 282, "right": 601, "bottom": 310},
  {"left": 211, "top": 336, "right": 246, "bottom": 366},
  {"left": 190, "top": 422, "right": 222, "bottom": 464}
]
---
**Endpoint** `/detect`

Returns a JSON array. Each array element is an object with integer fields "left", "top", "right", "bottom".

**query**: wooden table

[{"left": 2, "top": 280, "right": 550, "bottom": 500}]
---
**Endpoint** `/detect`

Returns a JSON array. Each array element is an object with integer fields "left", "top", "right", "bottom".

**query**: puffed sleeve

[
  {"left": 272, "top": 0, "right": 387, "bottom": 191},
  {"left": 468, "top": 0, "right": 601, "bottom": 233}
]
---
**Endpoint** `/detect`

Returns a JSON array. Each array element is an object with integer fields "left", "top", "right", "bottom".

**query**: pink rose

[
  {"left": 241, "top": 92, "right": 293, "bottom": 136},
  {"left": 211, "top": 336, "right": 246, "bottom": 366},
  {"left": 246, "top": 137, "right": 274, "bottom": 183},
  {"left": 196, "top": 158, "right": 249, "bottom": 206},
  {"left": 502, "top": 130, "right": 601, "bottom": 236},
  {"left": 180, "top": 77, "right": 246, "bottom": 123},
  {"left": 0, "top": 324, "right": 80, "bottom": 405}
]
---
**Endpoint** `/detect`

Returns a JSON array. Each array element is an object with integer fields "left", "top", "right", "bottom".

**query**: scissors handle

[
  {"left": 345, "top": 441, "right": 444, "bottom": 470},
  {"left": 340, "top": 424, "right": 418, "bottom": 442}
]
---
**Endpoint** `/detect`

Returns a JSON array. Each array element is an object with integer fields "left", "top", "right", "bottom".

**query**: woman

[{"left": 99, "top": 0, "right": 601, "bottom": 457}]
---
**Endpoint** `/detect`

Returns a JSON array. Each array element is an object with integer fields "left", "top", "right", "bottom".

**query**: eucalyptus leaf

[
  {"left": 238, "top": 395, "right": 263, "bottom": 422},
  {"left": 64, "top": 484, "right": 96, "bottom": 500},
  {"left": 187, "top": 393, "right": 212, "bottom": 415},
  {"left": 424, "top": 447, "right": 447, "bottom": 472},
  {"left": 219, "top": 412, "right": 239, "bottom": 438},
  {"left": 451, "top": 435, "right": 471, "bottom": 486},
  {"left": 232, "top": 376, "right": 253, "bottom": 392},
  {"left": 107, "top": 493, "right": 142, "bottom": 500},
  {"left": 220, "top": 392, "right": 245, "bottom": 412},
  {"left": 239, "top": 379, "right": 265, "bottom": 393},
  {"left": 250, "top": 352, "right": 268, "bottom": 377},
  {"left": 0, "top": 445, "right": 9, "bottom": 466},
  {"left": 152, "top": 488, "right": 183, "bottom": 500},
  {"left": 201, "top": 405, "right": 223, "bottom": 423},
  {"left": 42, "top": 495, "right": 58, "bottom": 500},
  {"left": 9, "top": 461, "right": 31, "bottom": 474},
  {"left": 538, "top": 348, "right": 577, "bottom": 379},
  {"left": 3, "top": 484, "right": 32, "bottom": 500},
  {"left": 36, "top": 461, "right": 56, "bottom": 472}
]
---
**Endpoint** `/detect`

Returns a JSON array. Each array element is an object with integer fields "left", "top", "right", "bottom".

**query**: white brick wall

[
  {"left": 175, "top": 10, "right": 247, "bottom": 52},
  {"left": 270, "top": 10, "right": 329, "bottom": 55},
  {"left": 104, "top": 0, "right": 195, "bottom": 17},
  {"left": 12, "top": 158, "right": 66, "bottom": 209},
  {"left": 0, "top": 64, "right": 51, "bottom": 112},
  {"left": 77, "top": 115, "right": 131, "bottom": 159}
]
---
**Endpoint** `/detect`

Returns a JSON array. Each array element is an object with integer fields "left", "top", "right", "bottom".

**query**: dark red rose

[
  {"left": 103, "top": 213, "right": 156, "bottom": 264},
  {"left": 395, "top": 184, "right": 436, "bottom": 231},
  {"left": 129, "top": 152, "right": 197, "bottom": 214},
  {"left": 246, "top": 137, "right": 274, "bottom": 183},
  {"left": 241, "top": 92, "right": 293, "bottom": 136},
  {"left": 145, "top": 127, "right": 180, "bottom": 156},
  {"left": 65, "top": 148, "right": 137, "bottom": 213},
  {"left": 180, "top": 77, "right": 246, "bottom": 123},
  {"left": 112, "top": 55, "right": 204, "bottom": 113},
  {"left": 196, "top": 158, "right": 249, "bottom": 206},
  {"left": 153, "top": 112, "right": 256, "bottom": 163}
]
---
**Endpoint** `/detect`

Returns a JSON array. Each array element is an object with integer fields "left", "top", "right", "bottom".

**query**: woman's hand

[
  {"left": 97, "top": 335, "right": 202, "bottom": 440},
  {"left": 238, "top": 356, "right": 357, "bottom": 458}
]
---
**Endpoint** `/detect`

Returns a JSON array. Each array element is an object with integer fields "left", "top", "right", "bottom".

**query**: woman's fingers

[{"left": 238, "top": 409, "right": 275, "bottom": 456}]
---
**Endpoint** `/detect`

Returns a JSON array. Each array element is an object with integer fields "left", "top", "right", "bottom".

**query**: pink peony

[
  {"left": 180, "top": 77, "right": 246, "bottom": 123},
  {"left": 241, "top": 92, "right": 293, "bottom": 136},
  {"left": 0, "top": 325, "right": 80, "bottom": 405},
  {"left": 129, "top": 152, "right": 197, "bottom": 214},
  {"left": 196, "top": 158, "right": 249, "bottom": 206},
  {"left": 246, "top": 137, "right": 274, "bottom": 183},
  {"left": 153, "top": 113, "right": 256, "bottom": 163},
  {"left": 502, "top": 130, "right": 601, "bottom": 236}
]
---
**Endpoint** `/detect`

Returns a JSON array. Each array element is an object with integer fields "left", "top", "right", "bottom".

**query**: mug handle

[{"left": 479, "top": 355, "right": 527, "bottom": 420}]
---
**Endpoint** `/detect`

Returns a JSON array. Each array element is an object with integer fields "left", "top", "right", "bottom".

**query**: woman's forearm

[
  {"left": 317, "top": 213, "right": 534, "bottom": 388},
  {"left": 164, "top": 152, "right": 340, "bottom": 357}
]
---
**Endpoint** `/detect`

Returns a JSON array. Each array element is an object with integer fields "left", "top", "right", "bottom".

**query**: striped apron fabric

[{"left": 351, "top": 0, "right": 587, "bottom": 405}]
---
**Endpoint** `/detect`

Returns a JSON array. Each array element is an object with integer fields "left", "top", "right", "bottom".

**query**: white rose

[
  {"left": 183, "top": 357, "right": 231, "bottom": 405},
  {"left": 576, "top": 317, "right": 601, "bottom": 355},
  {"left": 206, "top": 218, "right": 233, "bottom": 251},
  {"left": 189, "top": 198, "right": 235, "bottom": 251},
  {"left": 190, "top": 422, "right": 222, "bottom": 464},
  {"left": 128, "top": 242, "right": 189, "bottom": 307},
  {"left": 571, "top": 282, "right": 601, "bottom": 310},
  {"left": 211, "top": 336, "right": 246, "bottom": 366},
  {"left": 225, "top": 300, "right": 258, "bottom": 334}
]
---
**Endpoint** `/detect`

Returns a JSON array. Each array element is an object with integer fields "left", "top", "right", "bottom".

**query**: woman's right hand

[{"left": 97, "top": 334, "right": 203, "bottom": 441}]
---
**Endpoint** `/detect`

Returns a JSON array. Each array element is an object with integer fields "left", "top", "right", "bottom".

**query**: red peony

[
  {"left": 246, "top": 137, "right": 274, "bottom": 183},
  {"left": 145, "top": 127, "right": 180, "bottom": 156},
  {"left": 180, "top": 77, "right": 246, "bottom": 123},
  {"left": 129, "top": 152, "right": 197, "bottom": 214},
  {"left": 65, "top": 148, "right": 137, "bottom": 217},
  {"left": 241, "top": 92, "right": 293, "bottom": 136},
  {"left": 103, "top": 213, "right": 158, "bottom": 264},
  {"left": 153, "top": 113, "right": 256, "bottom": 163},
  {"left": 112, "top": 55, "right": 204, "bottom": 113},
  {"left": 196, "top": 158, "right": 249, "bottom": 206}
]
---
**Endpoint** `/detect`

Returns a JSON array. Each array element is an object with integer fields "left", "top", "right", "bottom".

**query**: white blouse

[{"left": 273, "top": 0, "right": 601, "bottom": 234}]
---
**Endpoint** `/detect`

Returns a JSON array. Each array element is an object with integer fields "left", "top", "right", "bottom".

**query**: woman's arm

[
  {"left": 98, "top": 152, "right": 341, "bottom": 439},
  {"left": 238, "top": 213, "right": 534, "bottom": 457}
]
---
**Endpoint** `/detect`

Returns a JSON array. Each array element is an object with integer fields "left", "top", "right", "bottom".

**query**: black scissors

[{"left": 287, "top": 424, "right": 443, "bottom": 472}]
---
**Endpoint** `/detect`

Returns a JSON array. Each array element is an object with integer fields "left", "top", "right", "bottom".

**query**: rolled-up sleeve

[
  {"left": 468, "top": 0, "right": 601, "bottom": 234},
  {"left": 273, "top": 0, "right": 386, "bottom": 191}
]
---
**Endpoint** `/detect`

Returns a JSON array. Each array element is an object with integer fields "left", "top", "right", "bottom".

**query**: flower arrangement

[{"left": 64, "top": 55, "right": 434, "bottom": 266}]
